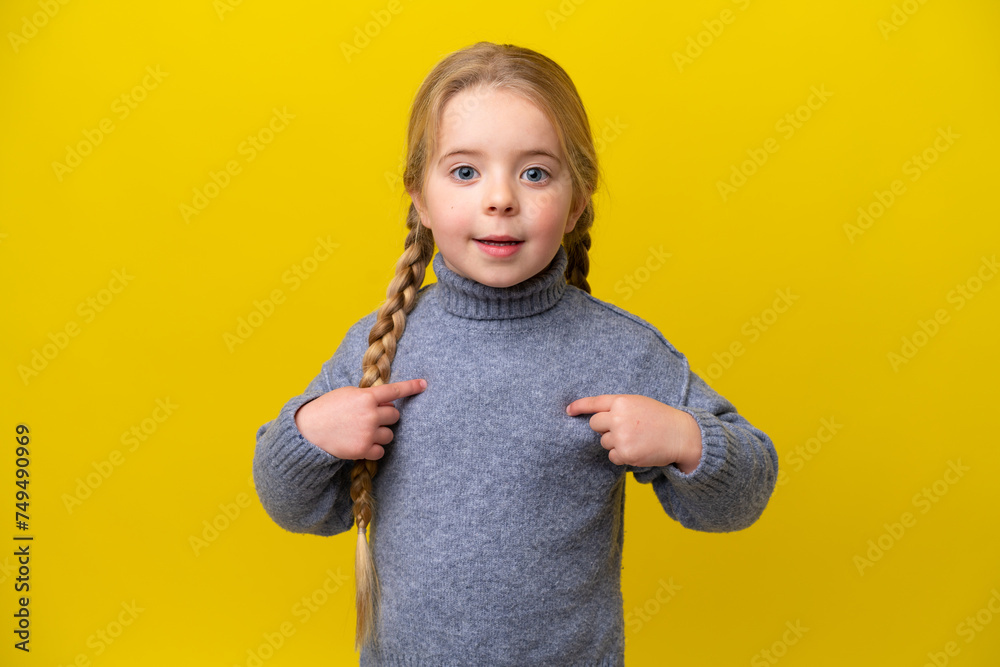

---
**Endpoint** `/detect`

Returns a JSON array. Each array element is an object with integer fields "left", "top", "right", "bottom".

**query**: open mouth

[
  {"left": 475, "top": 236, "right": 523, "bottom": 246},
  {"left": 474, "top": 237, "right": 524, "bottom": 257}
]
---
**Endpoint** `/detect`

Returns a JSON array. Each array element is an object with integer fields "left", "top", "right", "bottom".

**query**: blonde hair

[{"left": 350, "top": 40, "right": 600, "bottom": 650}]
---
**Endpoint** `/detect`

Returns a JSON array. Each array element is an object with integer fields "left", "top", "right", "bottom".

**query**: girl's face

[{"left": 409, "top": 87, "right": 586, "bottom": 288}]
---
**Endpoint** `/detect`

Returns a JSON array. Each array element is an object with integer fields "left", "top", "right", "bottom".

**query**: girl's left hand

[{"left": 566, "top": 394, "right": 703, "bottom": 473}]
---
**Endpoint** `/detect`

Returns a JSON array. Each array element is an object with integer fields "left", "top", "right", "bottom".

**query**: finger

[
  {"left": 368, "top": 378, "right": 428, "bottom": 404},
  {"left": 566, "top": 394, "right": 617, "bottom": 416},
  {"left": 608, "top": 449, "right": 623, "bottom": 466},
  {"left": 365, "top": 444, "right": 385, "bottom": 461},
  {"left": 588, "top": 412, "right": 613, "bottom": 434},
  {"left": 375, "top": 405, "right": 401, "bottom": 426},
  {"left": 373, "top": 426, "right": 394, "bottom": 446},
  {"left": 600, "top": 431, "right": 616, "bottom": 451}
]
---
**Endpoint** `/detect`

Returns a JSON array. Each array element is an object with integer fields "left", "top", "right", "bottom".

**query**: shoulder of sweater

[
  {"left": 336, "top": 307, "right": 380, "bottom": 355},
  {"left": 563, "top": 286, "right": 688, "bottom": 364}
]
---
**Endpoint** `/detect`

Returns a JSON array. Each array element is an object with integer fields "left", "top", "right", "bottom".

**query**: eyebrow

[{"left": 437, "top": 148, "right": 562, "bottom": 165}]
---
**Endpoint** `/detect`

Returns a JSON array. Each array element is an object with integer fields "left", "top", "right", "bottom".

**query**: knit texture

[{"left": 253, "top": 246, "right": 779, "bottom": 665}]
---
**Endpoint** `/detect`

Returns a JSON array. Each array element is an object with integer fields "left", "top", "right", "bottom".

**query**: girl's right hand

[{"left": 293, "top": 378, "right": 427, "bottom": 460}]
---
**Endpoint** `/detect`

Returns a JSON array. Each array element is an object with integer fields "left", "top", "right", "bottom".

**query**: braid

[
  {"left": 351, "top": 207, "right": 434, "bottom": 650},
  {"left": 564, "top": 201, "right": 594, "bottom": 294}
]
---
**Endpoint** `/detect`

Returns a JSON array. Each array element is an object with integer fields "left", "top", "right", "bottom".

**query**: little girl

[{"left": 254, "top": 41, "right": 778, "bottom": 666}]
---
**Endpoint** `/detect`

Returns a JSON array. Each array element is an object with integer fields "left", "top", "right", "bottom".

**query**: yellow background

[{"left": 2, "top": 0, "right": 998, "bottom": 665}]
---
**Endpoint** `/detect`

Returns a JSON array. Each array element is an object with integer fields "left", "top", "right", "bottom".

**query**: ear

[
  {"left": 564, "top": 195, "right": 587, "bottom": 234},
  {"left": 407, "top": 187, "right": 432, "bottom": 229}
]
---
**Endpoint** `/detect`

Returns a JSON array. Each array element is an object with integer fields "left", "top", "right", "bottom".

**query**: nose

[{"left": 484, "top": 176, "right": 517, "bottom": 215}]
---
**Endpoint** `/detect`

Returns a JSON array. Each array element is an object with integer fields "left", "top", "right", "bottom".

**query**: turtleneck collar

[{"left": 432, "top": 246, "right": 568, "bottom": 320}]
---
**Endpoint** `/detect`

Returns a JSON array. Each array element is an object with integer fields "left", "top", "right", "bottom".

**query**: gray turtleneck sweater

[{"left": 253, "top": 246, "right": 778, "bottom": 666}]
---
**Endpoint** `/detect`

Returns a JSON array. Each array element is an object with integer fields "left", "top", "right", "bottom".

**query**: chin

[
  {"left": 475, "top": 270, "right": 522, "bottom": 288},
  {"left": 478, "top": 277, "right": 516, "bottom": 288}
]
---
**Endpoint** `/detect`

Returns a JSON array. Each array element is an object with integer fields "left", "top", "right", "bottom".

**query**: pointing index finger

[
  {"left": 566, "top": 394, "right": 615, "bottom": 416},
  {"left": 368, "top": 378, "right": 428, "bottom": 404}
]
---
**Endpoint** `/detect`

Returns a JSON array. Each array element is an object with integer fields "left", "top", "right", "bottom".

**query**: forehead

[{"left": 436, "top": 87, "right": 561, "bottom": 154}]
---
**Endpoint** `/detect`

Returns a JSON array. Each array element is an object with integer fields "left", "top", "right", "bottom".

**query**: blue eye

[
  {"left": 523, "top": 167, "right": 549, "bottom": 183},
  {"left": 452, "top": 166, "right": 478, "bottom": 181}
]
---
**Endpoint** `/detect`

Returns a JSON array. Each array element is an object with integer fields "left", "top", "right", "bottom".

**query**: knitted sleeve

[
  {"left": 628, "top": 344, "right": 779, "bottom": 533},
  {"left": 252, "top": 316, "right": 373, "bottom": 537}
]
